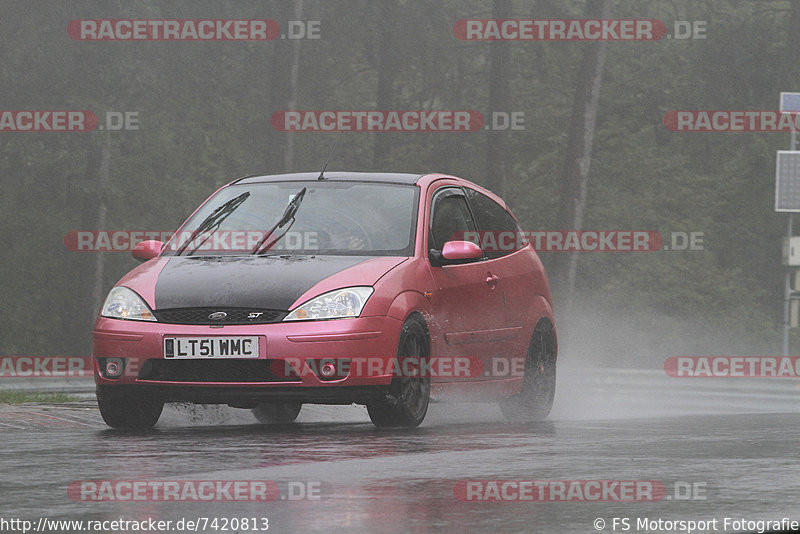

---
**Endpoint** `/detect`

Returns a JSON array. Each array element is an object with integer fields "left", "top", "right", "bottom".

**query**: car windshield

[{"left": 163, "top": 180, "right": 419, "bottom": 256}]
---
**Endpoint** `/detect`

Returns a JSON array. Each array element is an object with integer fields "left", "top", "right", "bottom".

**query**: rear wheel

[
  {"left": 96, "top": 387, "right": 164, "bottom": 429},
  {"left": 500, "top": 324, "right": 556, "bottom": 422},
  {"left": 252, "top": 402, "right": 302, "bottom": 424},
  {"left": 367, "top": 315, "right": 430, "bottom": 428}
]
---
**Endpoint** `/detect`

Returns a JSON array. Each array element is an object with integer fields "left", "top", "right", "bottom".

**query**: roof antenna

[{"left": 317, "top": 138, "right": 339, "bottom": 180}]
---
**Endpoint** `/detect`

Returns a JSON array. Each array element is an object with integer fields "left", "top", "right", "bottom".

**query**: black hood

[{"left": 154, "top": 255, "right": 373, "bottom": 310}]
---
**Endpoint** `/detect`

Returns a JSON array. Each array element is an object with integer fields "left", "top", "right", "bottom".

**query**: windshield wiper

[
  {"left": 252, "top": 187, "right": 307, "bottom": 254},
  {"left": 175, "top": 192, "right": 251, "bottom": 256}
]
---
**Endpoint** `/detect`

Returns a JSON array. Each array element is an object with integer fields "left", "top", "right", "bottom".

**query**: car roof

[{"left": 232, "top": 172, "right": 425, "bottom": 185}]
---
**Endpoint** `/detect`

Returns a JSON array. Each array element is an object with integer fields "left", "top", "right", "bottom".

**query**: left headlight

[
  {"left": 284, "top": 286, "right": 374, "bottom": 321},
  {"left": 100, "top": 286, "right": 157, "bottom": 321}
]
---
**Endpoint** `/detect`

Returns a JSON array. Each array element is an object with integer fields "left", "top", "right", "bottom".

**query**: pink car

[{"left": 93, "top": 172, "right": 556, "bottom": 428}]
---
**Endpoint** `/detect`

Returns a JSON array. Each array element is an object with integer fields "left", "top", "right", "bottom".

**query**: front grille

[
  {"left": 153, "top": 308, "right": 286, "bottom": 325},
  {"left": 138, "top": 359, "right": 300, "bottom": 383}
]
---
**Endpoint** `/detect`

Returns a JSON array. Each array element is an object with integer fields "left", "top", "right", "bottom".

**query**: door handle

[{"left": 485, "top": 273, "right": 499, "bottom": 288}]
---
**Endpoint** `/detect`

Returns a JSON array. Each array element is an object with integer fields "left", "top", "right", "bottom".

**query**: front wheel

[
  {"left": 367, "top": 315, "right": 430, "bottom": 428},
  {"left": 252, "top": 402, "right": 302, "bottom": 424},
  {"left": 96, "top": 387, "right": 164, "bottom": 429},
  {"left": 500, "top": 325, "right": 557, "bottom": 422}
]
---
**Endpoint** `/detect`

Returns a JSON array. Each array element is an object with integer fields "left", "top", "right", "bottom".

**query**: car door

[
  {"left": 463, "top": 186, "right": 531, "bottom": 363},
  {"left": 425, "top": 185, "right": 507, "bottom": 382}
]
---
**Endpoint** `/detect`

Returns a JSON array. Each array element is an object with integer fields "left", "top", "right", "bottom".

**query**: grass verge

[{"left": 0, "top": 391, "right": 80, "bottom": 403}]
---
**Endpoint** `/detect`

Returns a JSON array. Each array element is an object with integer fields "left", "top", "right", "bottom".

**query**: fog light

[
  {"left": 104, "top": 358, "right": 124, "bottom": 378},
  {"left": 320, "top": 362, "right": 337, "bottom": 378}
]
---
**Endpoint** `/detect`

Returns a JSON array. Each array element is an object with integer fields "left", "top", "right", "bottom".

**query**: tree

[
  {"left": 485, "top": 0, "right": 513, "bottom": 197},
  {"left": 552, "top": 0, "right": 610, "bottom": 318}
]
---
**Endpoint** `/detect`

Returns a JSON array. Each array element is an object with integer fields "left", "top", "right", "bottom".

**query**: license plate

[{"left": 164, "top": 337, "right": 260, "bottom": 359}]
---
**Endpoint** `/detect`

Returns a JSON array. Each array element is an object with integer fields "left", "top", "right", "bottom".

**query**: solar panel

[
  {"left": 776, "top": 151, "right": 800, "bottom": 212},
  {"left": 781, "top": 92, "right": 800, "bottom": 114}
]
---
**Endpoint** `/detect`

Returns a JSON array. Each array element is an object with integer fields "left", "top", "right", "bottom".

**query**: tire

[
  {"left": 252, "top": 402, "right": 302, "bottom": 424},
  {"left": 96, "top": 387, "right": 164, "bottom": 429},
  {"left": 367, "top": 315, "right": 431, "bottom": 428},
  {"left": 500, "top": 324, "right": 557, "bottom": 422}
]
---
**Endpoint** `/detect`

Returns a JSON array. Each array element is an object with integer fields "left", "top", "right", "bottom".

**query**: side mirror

[
  {"left": 132, "top": 240, "right": 164, "bottom": 262},
  {"left": 442, "top": 240, "right": 483, "bottom": 260},
  {"left": 428, "top": 240, "right": 484, "bottom": 267}
]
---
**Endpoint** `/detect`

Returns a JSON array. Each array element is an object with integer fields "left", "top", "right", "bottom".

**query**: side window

[
  {"left": 465, "top": 188, "right": 524, "bottom": 259},
  {"left": 429, "top": 188, "right": 477, "bottom": 251}
]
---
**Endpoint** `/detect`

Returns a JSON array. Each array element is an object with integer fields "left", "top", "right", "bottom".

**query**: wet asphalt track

[{"left": 1, "top": 366, "right": 800, "bottom": 534}]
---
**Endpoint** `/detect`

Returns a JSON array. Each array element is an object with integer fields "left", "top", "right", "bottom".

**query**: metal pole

[
  {"left": 784, "top": 129, "right": 797, "bottom": 357},
  {"left": 784, "top": 214, "right": 793, "bottom": 357}
]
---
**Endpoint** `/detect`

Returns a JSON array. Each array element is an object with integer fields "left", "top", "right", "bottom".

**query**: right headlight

[
  {"left": 100, "top": 286, "right": 157, "bottom": 321},
  {"left": 284, "top": 286, "right": 374, "bottom": 321}
]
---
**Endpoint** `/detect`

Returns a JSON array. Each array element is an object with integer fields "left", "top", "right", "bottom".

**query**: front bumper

[
  {"left": 95, "top": 384, "right": 392, "bottom": 406},
  {"left": 92, "top": 315, "right": 403, "bottom": 404}
]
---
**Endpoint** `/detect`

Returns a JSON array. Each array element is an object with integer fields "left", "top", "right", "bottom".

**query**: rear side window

[{"left": 465, "top": 188, "right": 524, "bottom": 259}]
